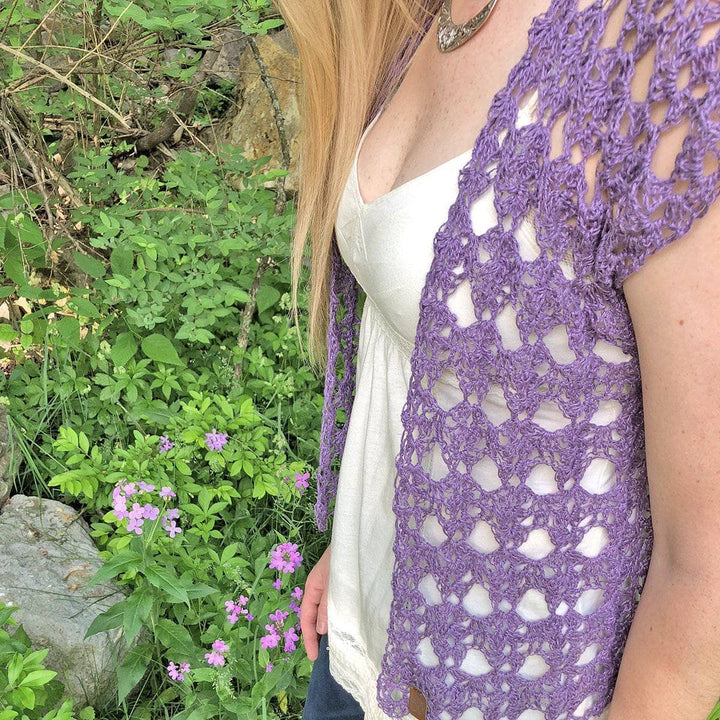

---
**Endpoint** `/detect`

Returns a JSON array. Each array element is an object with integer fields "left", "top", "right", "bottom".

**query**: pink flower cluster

[
  {"left": 283, "top": 471, "right": 311, "bottom": 496},
  {"left": 225, "top": 595, "right": 253, "bottom": 624},
  {"left": 205, "top": 638, "right": 229, "bottom": 667},
  {"left": 294, "top": 472, "right": 310, "bottom": 495},
  {"left": 167, "top": 661, "right": 190, "bottom": 682},
  {"left": 260, "top": 611, "right": 300, "bottom": 653},
  {"left": 259, "top": 584, "right": 303, "bottom": 660},
  {"left": 111, "top": 481, "right": 180, "bottom": 537},
  {"left": 269, "top": 542, "right": 303, "bottom": 574},
  {"left": 205, "top": 428, "right": 229, "bottom": 451},
  {"left": 289, "top": 585, "right": 303, "bottom": 616}
]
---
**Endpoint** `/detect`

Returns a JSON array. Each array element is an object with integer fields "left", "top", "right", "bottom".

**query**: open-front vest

[{"left": 315, "top": 0, "right": 720, "bottom": 717}]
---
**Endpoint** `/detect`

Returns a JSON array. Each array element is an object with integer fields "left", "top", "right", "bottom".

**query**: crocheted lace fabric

[{"left": 315, "top": 0, "right": 720, "bottom": 718}]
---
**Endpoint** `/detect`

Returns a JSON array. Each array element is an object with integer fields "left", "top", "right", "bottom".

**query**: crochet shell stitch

[{"left": 317, "top": 0, "right": 720, "bottom": 718}]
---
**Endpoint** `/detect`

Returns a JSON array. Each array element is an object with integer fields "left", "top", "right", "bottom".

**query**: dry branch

[
  {"left": 247, "top": 35, "right": 290, "bottom": 214},
  {"left": 233, "top": 34, "right": 293, "bottom": 379},
  {"left": 135, "top": 85, "right": 200, "bottom": 153},
  {"left": 0, "top": 96, "right": 83, "bottom": 208},
  {"left": 0, "top": 42, "right": 132, "bottom": 129}
]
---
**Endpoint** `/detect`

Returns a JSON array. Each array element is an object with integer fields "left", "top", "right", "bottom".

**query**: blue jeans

[{"left": 303, "top": 633, "right": 365, "bottom": 720}]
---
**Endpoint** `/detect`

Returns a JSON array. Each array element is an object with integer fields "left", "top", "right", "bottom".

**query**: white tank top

[{"left": 326, "top": 90, "right": 610, "bottom": 720}]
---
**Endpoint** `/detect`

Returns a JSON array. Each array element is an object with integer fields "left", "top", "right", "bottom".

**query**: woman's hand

[{"left": 300, "top": 544, "right": 331, "bottom": 661}]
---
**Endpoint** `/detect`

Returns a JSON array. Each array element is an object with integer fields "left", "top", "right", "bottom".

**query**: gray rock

[
  {"left": 202, "top": 27, "right": 248, "bottom": 84},
  {"left": 0, "top": 494, "right": 130, "bottom": 707}
]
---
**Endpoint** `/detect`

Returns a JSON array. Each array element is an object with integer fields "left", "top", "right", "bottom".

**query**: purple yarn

[{"left": 316, "top": 0, "right": 720, "bottom": 717}]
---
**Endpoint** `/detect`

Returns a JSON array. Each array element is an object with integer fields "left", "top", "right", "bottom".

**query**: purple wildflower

[
  {"left": 167, "top": 661, "right": 185, "bottom": 681},
  {"left": 269, "top": 609, "right": 289, "bottom": 626},
  {"left": 265, "top": 662, "right": 274, "bottom": 672},
  {"left": 225, "top": 595, "right": 251, "bottom": 625},
  {"left": 260, "top": 631, "right": 280, "bottom": 650},
  {"left": 159, "top": 436, "right": 174, "bottom": 454},
  {"left": 212, "top": 639, "right": 229, "bottom": 653},
  {"left": 291, "top": 586, "right": 303, "bottom": 600},
  {"left": 142, "top": 503, "right": 159, "bottom": 520},
  {"left": 205, "top": 428, "right": 229, "bottom": 451},
  {"left": 111, "top": 487, "right": 129, "bottom": 520},
  {"left": 138, "top": 481, "right": 155, "bottom": 492},
  {"left": 260, "top": 624, "right": 281, "bottom": 650},
  {"left": 272, "top": 578, "right": 282, "bottom": 590},
  {"left": 159, "top": 486, "right": 176, "bottom": 499},
  {"left": 294, "top": 472, "right": 310, "bottom": 494},
  {"left": 269, "top": 542, "right": 303, "bottom": 574},
  {"left": 283, "top": 626, "right": 299, "bottom": 653},
  {"left": 204, "top": 651, "right": 225, "bottom": 666},
  {"left": 165, "top": 520, "right": 182, "bottom": 538},
  {"left": 289, "top": 599, "right": 301, "bottom": 616}
]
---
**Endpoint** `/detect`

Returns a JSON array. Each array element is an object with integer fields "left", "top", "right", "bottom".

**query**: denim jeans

[{"left": 303, "top": 633, "right": 365, "bottom": 720}]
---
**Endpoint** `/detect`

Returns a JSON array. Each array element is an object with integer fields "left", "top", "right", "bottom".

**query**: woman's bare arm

[{"left": 607, "top": 197, "right": 720, "bottom": 718}]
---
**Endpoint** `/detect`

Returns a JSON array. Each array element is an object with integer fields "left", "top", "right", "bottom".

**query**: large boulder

[
  {"left": 212, "top": 29, "right": 300, "bottom": 192},
  {"left": 0, "top": 495, "right": 130, "bottom": 707}
]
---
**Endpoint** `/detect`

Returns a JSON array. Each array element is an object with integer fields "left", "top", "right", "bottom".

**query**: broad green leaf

[
  {"left": 154, "top": 619, "right": 196, "bottom": 657},
  {"left": 171, "top": 705, "right": 217, "bottom": 720},
  {"left": 4, "top": 237, "right": 25, "bottom": 285},
  {"left": 116, "top": 644, "right": 151, "bottom": 704},
  {"left": 110, "top": 246, "right": 133, "bottom": 276},
  {"left": 144, "top": 566, "right": 189, "bottom": 604},
  {"left": 141, "top": 334, "right": 183, "bottom": 366},
  {"left": 86, "top": 552, "right": 142, "bottom": 587},
  {"left": 11, "top": 685, "right": 34, "bottom": 709},
  {"left": 256, "top": 285, "right": 281, "bottom": 314},
  {"left": 110, "top": 332, "right": 138, "bottom": 367},
  {"left": 68, "top": 297, "right": 100, "bottom": 319},
  {"left": 55, "top": 317, "right": 81, "bottom": 349},
  {"left": 0, "top": 323, "right": 17, "bottom": 342},
  {"left": 72, "top": 251, "right": 106, "bottom": 278},
  {"left": 184, "top": 583, "right": 218, "bottom": 601},
  {"left": 7, "top": 653, "right": 23, "bottom": 685},
  {"left": 123, "top": 587, "right": 153, "bottom": 645},
  {"left": 19, "top": 669, "right": 56, "bottom": 687},
  {"left": 85, "top": 601, "right": 126, "bottom": 639}
]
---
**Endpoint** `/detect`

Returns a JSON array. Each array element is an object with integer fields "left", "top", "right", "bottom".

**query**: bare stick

[
  {"left": 247, "top": 35, "right": 290, "bottom": 215},
  {"left": 0, "top": 42, "right": 132, "bottom": 128},
  {"left": 233, "top": 256, "right": 273, "bottom": 378}
]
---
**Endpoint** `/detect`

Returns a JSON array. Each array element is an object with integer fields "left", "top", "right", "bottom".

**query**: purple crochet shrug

[{"left": 314, "top": 0, "right": 720, "bottom": 718}]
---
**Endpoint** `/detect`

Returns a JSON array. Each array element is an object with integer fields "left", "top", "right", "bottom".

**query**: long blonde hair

[{"left": 276, "top": 0, "right": 439, "bottom": 363}]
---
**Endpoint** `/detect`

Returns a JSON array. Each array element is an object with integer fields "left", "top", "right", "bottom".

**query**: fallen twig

[{"left": 0, "top": 42, "right": 132, "bottom": 129}]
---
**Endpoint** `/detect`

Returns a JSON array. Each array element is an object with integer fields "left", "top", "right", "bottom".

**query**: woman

[{"left": 277, "top": 0, "right": 720, "bottom": 718}]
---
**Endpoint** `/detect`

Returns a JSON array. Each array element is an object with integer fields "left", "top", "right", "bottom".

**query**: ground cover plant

[{"left": 0, "top": 0, "right": 327, "bottom": 718}]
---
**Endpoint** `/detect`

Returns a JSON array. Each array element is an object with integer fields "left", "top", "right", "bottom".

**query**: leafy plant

[
  {"left": 0, "top": 1, "right": 329, "bottom": 718},
  {"left": 0, "top": 602, "right": 92, "bottom": 720},
  {"left": 47, "top": 390, "right": 317, "bottom": 719}
]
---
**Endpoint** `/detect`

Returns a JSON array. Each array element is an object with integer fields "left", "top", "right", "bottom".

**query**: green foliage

[
  {"left": 48, "top": 389, "right": 314, "bottom": 719},
  {"left": 0, "top": 0, "right": 326, "bottom": 718},
  {"left": 0, "top": 602, "right": 92, "bottom": 720},
  {"left": 1, "top": 144, "right": 318, "bottom": 486}
]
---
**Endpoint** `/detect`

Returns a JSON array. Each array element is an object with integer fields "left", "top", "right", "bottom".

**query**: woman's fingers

[
  {"left": 300, "top": 572, "right": 322, "bottom": 661},
  {"left": 300, "top": 545, "right": 331, "bottom": 662},
  {"left": 316, "top": 586, "right": 328, "bottom": 634}
]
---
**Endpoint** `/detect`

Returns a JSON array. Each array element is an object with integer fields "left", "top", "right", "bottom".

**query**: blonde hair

[{"left": 276, "top": 0, "right": 439, "bottom": 363}]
